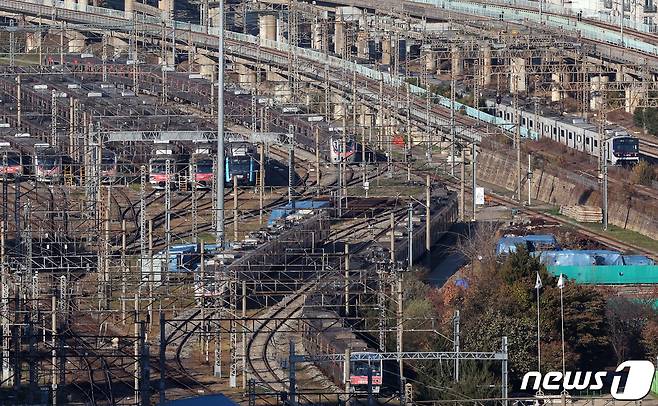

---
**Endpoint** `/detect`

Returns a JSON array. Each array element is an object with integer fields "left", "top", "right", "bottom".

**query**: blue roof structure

[
  {"left": 268, "top": 200, "right": 329, "bottom": 226},
  {"left": 496, "top": 234, "right": 558, "bottom": 255}
]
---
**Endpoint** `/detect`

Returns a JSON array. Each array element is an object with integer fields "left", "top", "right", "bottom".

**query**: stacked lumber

[{"left": 560, "top": 205, "right": 603, "bottom": 223}]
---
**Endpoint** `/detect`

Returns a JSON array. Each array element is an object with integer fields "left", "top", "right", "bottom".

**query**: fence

[{"left": 547, "top": 265, "right": 658, "bottom": 284}]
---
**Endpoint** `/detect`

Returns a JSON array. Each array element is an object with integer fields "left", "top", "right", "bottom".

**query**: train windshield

[
  {"left": 196, "top": 160, "right": 214, "bottom": 174},
  {"left": 101, "top": 154, "right": 115, "bottom": 169},
  {"left": 2, "top": 152, "right": 20, "bottom": 166},
  {"left": 229, "top": 157, "right": 251, "bottom": 172},
  {"left": 332, "top": 139, "right": 354, "bottom": 152},
  {"left": 151, "top": 160, "right": 170, "bottom": 174},
  {"left": 41, "top": 155, "right": 59, "bottom": 170},
  {"left": 613, "top": 137, "right": 638, "bottom": 153},
  {"left": 351, "top": 360, "right": 381, "bottom": 376}
]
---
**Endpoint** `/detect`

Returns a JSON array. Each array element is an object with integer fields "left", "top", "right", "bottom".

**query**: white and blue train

[
  {"left": 224, "top": 141, "right": 258, "bottom": 187},
  {"left": 489, "top": 101, "right": 639, "bottom": 166}
]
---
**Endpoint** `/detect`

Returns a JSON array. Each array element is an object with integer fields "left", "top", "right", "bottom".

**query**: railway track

[
  {"left": 395, "top": 160, "right": 658, "bottom": 259},
  {"left": 244, "top": 199, "right": 410, "bottom": 398}
]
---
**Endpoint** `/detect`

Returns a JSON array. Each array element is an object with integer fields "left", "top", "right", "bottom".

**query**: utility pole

[
  {"left": 471, "top": 142, "right": 477, "bottom": 219},
  {"left": 288, "top": 124, "right": 294, "bottom": 206},
  {"left": 599, "top": 86, "right": 609, "bottom": 231},
  {"left": 453, "top": 310, "right": 460, "bottom": 382},
  {"left": 425, "top": 175, "right": 431, "bottom": 251},
  {"left": 216, "top": 0, "right": 225, "bottom": 248},
  {"left": 51, "top": 296, "right": 57, "bottom": 406},
  {"left": 450, "top": 58, "right": 456, "bottom": 177},
  {"left": 603, "top": 143, "right": 608, "bottom": 231},
  {"left": 315, "top": 129, "right": 320, "bottom": 195},
  {"left": 165, "top": 159, "right": 171, "bottom": 289},
  {"left": 344, "top": 243, "right": 350, "bottom": 315},
  {"left": 407, "top": 202, "right": 413, "bottom": 269},
  {"left": 396, "top": 271, "right": 404, "bottom": 402},
  {"left": 233, "top": 176, "right": 238, "bottom": 241},
  {"left": 390, "top": 212, "right": 395, "bottom": 263},
  {"left": 460, "top": 148, "right": 465, "bottom": 220},
  {"left": 527, "top": 154, "right": 532, "bottom": 206},
  {"left": 513, "top": 92, "right": 521, "bottom": 202},
  {"left": 338, "top": 107, "right": 346, "bottom": 216},
  {"left": 259, "top": 143, "right": 265, "bottom": 223},
  {"left": 16, "top": 75, "right": 21, "bottom": 128}
]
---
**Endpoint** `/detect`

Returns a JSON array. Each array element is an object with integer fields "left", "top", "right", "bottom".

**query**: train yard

[{"left": 0, "top": 0, "right": 656, "bottom": 404}]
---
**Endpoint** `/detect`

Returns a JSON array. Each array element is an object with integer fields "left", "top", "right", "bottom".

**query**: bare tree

[{"left": 452, "top": 221, "right": 501, "bottom": 266}]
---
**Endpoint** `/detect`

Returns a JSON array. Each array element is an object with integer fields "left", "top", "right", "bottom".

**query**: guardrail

[
  {"left": 413, "top": 0, "right": 658, "bottom": 56},
  {"left": 473, "top": 0, "right": 658, "bottom": 34}
]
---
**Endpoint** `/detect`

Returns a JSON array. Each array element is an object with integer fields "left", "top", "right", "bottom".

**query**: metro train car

[
  {"left": 329, "top": 136, "right": 356, "bottom": 164},
  {"left": 100, "top": 149, "right": 118, "bottom": 183},
  {"left": 490, "top": 101, "right": 640, "bottom": 165},
  {"left": 0, "top": 142, "right": 24, "bottom": 179},
  {"left": 189, "top": 143, "right": 214, "bottom": 190},
  {"left": 350, "top": 352, "right": 384, "bottom": 393},
  {"left": 35, "top": 146, "right": 64, "bottom": 183},
  {"left": 148, "top": 142, "right": 180, "bottom": 189},
  {"left": 605, "top": 133, "right": 639, "bottom": 165},
  {"left": 225, "top": 141, "right": 258, "bottom": 187},
  {"left": 4, "top": 135, "right": 67, "bottom": 183}
]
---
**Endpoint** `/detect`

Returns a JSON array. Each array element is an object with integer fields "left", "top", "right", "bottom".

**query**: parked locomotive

[
  {"left": 225, "top": 141, "right": 258, "bottom": 187},
  {"left": 329, "top": 136, "right": 356, "bottom": 164},
  {"left": 148, "top": 143, "right": 180, "bottom": 189},
  {"left": 0, "top": 142, "right": 23, "bottom": 179},
  {"left": 100, "top": 149, "right": 118, "bottom": 183},
  {"left": 3, "top": 135, "right": 68, "bottom": 183},
  {"left": 189, "top": 143, "right": 214, "bottom": 190},
  {"left": 489, "top": 100, "right": 640, "bottom": 165}
]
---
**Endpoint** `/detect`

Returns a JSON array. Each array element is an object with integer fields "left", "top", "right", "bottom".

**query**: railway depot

[{"left": 0, "top": 0, "right": 656, "bottom": 404}]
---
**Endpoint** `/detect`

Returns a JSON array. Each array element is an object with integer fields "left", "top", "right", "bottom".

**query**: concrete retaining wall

[{"left": 477, "top": 148, "right": 658, "bottom": 240}]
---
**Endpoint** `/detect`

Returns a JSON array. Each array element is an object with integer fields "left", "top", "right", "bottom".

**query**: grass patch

[
  {"left": 581, "top": 222, "right": 658, "bottom": 253},
  {"left": 545, "top": 207, "right": 561, "bottom": 216},
  {"left": 547, "top": 210, "right": 658, "bottom": 253},
  {"left": 0, "top": 54, "right": 42, "bottom": 66}
]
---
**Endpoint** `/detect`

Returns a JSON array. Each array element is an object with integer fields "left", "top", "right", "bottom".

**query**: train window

[
  {"left": 552, "top": 127, "right": 557, "bottom": 136},
  {"left": 529, "top": 119, "right": 534, "bottom": 129},
  {"left": 577, "top": 135, "right": 582, "bottom": 142},
  {"left": 560, "top": 129, "right": 565, "bottom": 138},
  {"left": 522, "top": 117, "right": 527, "bottom": 126},
  {"left": 505, "top": 112, "right": 510, "bottom": 121},
  {"left": 568, "top": 132, "right": 573, "bottom": 140},
  {"left": 586, "top": 137, "right": 590, "bottom": 145},
  {"left": 593, "top": 140, "right": 598, "bottom": 147}
]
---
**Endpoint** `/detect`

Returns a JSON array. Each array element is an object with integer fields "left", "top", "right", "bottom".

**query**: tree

[
  {"left": 449, "top": 249, "right": 611, "bottom": 379},
  {"left": 641, "top": 318, "right": 658, "bottom": 360},
  {"left": 453, "top": 222, "right": 500, "bottom": 267},
  {"left": 631, "top": 161, "right": 655, "bottom": 186},
  {"left": 539, "top": 279, "right": 610, "bottom": 371},
  {"left": 412, "top": 360, "right": 498, "bottom": 401},
  {"left": 606, "top": 297, "right": 650, "bottom": 363},
  {"left": 633, "top": 107, "right": 658, "bottom": 136}
]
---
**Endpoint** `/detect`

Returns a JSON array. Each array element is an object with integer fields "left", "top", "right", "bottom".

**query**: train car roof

[{"left": 302, "top": 308, "right": 375, "bottom": 353}]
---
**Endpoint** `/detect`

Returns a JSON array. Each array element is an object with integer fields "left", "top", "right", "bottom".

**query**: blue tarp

[
  {"left": 622, "top": 255, "right": 655, "bottom": 266},
  {"left": 268, "top": 200, "right": 329, "bottom": 226},
  {"left": 152, "top": 243, "right": 220, "bottom": 273},
  {"left": 496, "top": 234, "right": 558, "bottom": 255},
  {"left": 539, "top": 250, "right": 624, "bottom": 267}
]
